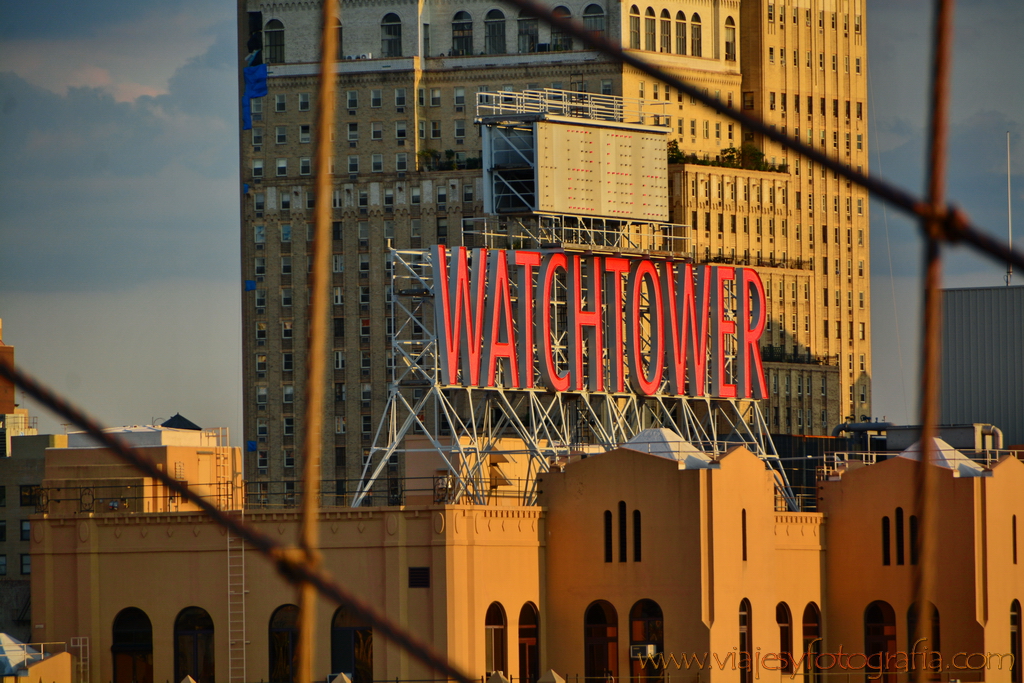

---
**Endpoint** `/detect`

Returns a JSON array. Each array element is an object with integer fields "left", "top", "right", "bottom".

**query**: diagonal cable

[
  {"left": 0, "top": 357, "right": 474, "bottom": 683},
  {"left": 503, "top": 0, "right": 1024, "bottom": 272}
]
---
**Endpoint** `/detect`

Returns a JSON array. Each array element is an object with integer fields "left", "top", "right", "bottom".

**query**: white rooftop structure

[
  {"left": 0, "top": 634, "right": 44, "bottom": 675},
  {"left": 68, "top": 425, "right": 227, "bottom": 449},
  {"left": 622, "top": 428, "right": 714, "bottom": 470},
  {"left": 896, "top": 437, "right": 988, "bottom": 477}
]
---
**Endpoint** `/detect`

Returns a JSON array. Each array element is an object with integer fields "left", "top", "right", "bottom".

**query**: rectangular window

[
  {"left": 275, "top": 158, "right": 287, "bottom": 176},
  {"left": 252, "top": 127, "right": 263, "bottom": 146},
  {"left": 281, "top": 224, "right": 292, "bottom": 242},
  {"left": 252, "top": 159, "right": 263, "bottom": 178},
  {"left": 371, "top": 122, "right": 383, "bottom": 140},
  {"left": 276, "top": 126, "right": 287, "bottom": 144},
  {"left": 371, "top": 89, "right": 382, "bottom": 107},
  {"left": 431, "top": 121, "right": 441, "bottom": 139},
  {"left": 20, "top": 555, "right": 29, "bottom": 575},
  {"left": 396, "top": 153, "right": 408, "bottom": 172},
  {"left": 298, "top": 92, "right": 310, "bottom": 111},
  {"left": 275, "top": 94, "right": 286, "bottom": 112},
  {"left": 348, "top": 122, "right": 358, "bottom": 141},
  {"left": 396, "top": 121, "right": 407, "bottom": 139},
  {"left": 299, "top": 125, "right": 311, "bottom": 144},
  {"left": 18, "top": 485, "right": 39, "bottom": 507},
  {"left": 281, "top": 288, "right": 293, "bottom": 307},
  {"left": 19, "top": 520, "right": 30, "bottom": 541},
  {"left": 299, "top": 157, "right": 311, "bottom": 175},
  {"left": 372, "top": 154, "right": 383, "bottom": 172},
  {"left": 454, "top": 87, "right": 466, "bottom": 106},
  {"left": 454, "top": 120, "right": 466, "bottom": 138},
  {"left": 283, "top": 353, "right": 294, "bottom": 371},
  {"left": 430, "top": 88, "right": 441, "bottom": 106},
  {"left": 347, "top": 91, "right": 358, "bottom": 109}
]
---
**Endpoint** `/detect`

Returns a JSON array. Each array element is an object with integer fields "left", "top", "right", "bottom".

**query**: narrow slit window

[
  {"left": 633, "top": 509, "right": 642, "bottom": 562},
  {"left": 604, "top": 510, "right": 612, "bottom": 562},
  {"left": 882, "top": 516, "right": 891, "bottom": 565},
  {"left": 895, "top": 507, "right": 905, "bottom": 565},
  {"left": 618, "top": 501, "right": 627, "bottom": 562},
  {"left": 741, "top": 509, "right": 748, "bottom": 561}
]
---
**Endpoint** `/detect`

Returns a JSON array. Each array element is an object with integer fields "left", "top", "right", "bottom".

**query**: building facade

[
  {"left": 940, "top": 286, "right": 1024, "bottom": 448},
  {"left": 237, "top": 0, "right": 871, "bottom": 489},
  {"left": 31, "top": 438, "right": 1024, "bottom": 683}
]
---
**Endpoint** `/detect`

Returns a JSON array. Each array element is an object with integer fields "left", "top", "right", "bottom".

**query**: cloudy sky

[{"left": 0, "top": 0, "right": 1021, "bottom": 441}]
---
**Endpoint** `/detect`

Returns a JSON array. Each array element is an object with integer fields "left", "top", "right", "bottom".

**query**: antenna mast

[{"left": 1008, "top": 130, "right": 1013, "bottom": 286}]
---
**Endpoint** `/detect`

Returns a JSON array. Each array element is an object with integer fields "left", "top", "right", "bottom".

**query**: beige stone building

[
  {"left": 238, "top": 0, "right": 871, "bottom": 489},
  {"left": 30, "top": 432, "right": 1024, "bottom": 683}
]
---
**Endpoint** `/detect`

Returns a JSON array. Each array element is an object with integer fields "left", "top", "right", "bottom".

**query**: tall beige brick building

[{"left": 237, "top": 0, "right": 871, "bottom": 495}]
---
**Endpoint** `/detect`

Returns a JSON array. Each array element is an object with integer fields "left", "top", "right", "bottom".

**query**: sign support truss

[{"left": 352, "top": 249, "right": 796, "bottom": 510}]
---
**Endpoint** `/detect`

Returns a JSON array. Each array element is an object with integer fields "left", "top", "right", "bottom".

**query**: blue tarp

[
  {"left": 241, "top": 64, "right": 268, "bottom": 131},
  {"left": 245, "top": 280, "right": 257, "bottom": 291}
]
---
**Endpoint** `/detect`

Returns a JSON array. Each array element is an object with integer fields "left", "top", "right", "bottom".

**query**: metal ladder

[
  {"left": 70, "top": 636, "right": 89, "bottom": 683},
  {"left": 227, "top": 512, "right": 247, "bottom": 683}
]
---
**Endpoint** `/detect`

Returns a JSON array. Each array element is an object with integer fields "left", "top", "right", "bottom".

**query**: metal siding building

[{"left": 940, "top": 286, "right": 1024, "bottom": 446}]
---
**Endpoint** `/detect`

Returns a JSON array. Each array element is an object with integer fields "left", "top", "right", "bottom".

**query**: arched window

[
  {"left": 802, "top": 603, "right": 821, "bottom": 683},
  {"left": 518, "top": 603, "right": 540, "bottom": 683},
  {"left": 864, "top": 601, "right": 897, "bottom": 683},
  {"left": 381, "top": 14, "right": 402, "bottom": 58},
  {"left": 485, "top": 10, "right": 506, "bottom": 54},
  {"left": 628, "top": 6, "right": 641, "bottom": 49},
  {"left": 604, "top": 510, "right": 613, "bottom": 562},
  {"left": 112, "top": 607, "right": 153, "bottom": 683},
  {"left": 452, "top": 12, "right": 473, "bottom": 56},
  {"left": 1012, "top": 601, "right": 1022, "bottom": 683},
  {"left": 633, "top": 509, "right": 642, "bottom": 561},
  {"left": 517, "top": 11, "right": 538, "bottom": 53},
  {"left": 659, "top": 10, "right": 671, "bottom": 53},
  {"left": 264, "top": 20, "right": 285, "bottom": 64},
  {"left": 551, "top": 7, "right": 573, "bottom": 50},
  {"left": 776, "top": 602, "right": 793, "bottom": 673},
  {"left": 582, "top": 5, "right": 606, "bottom": 38},
  {"left": 174, "top": 607, "right": 215, "bottom": 683},
  {"left": 334, "top": 19, "right": 344, "bottom": 60},
  {"left": 895, "top": 507, "right": 905, "bottom": 565},
  {"left": 739, "top": 599, "right": 753, "bottom": 683},
  {"left": 644, "top": 8, "right": 656, "bottom": 51},
  {"left": 724, "top": 17, "right": 736, "bottom": 61},
  {"left": 690, "top": 13, "right": 702, "bottom": 57},
  {"left": 269, "top": 605, "right": 299, "bottom": 683},
  {"left": 630, "top": 600, "right": 664, "bottom": 682},
  {"left": 584, "top": 601, "right": 618, "bottom": 681},
  {"left": 882, "top": 516, "right": 891, "bottom": 565},
  {"left": 906, "top": 601, "right": 940, "bottom": 669},
  {"left": 674, "top": 12, "right": 686, "bottom": 55},
  {"left": 485, "top": 602, "right": 508, "bottom": 674},
  {"left": 331, "top": 607, "right": 372, "bottom": 683}
]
